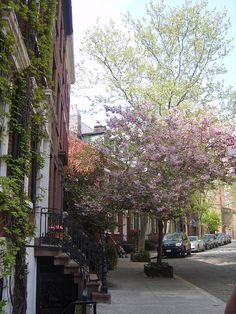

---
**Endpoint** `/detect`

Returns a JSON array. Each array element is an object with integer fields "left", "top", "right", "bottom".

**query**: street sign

[{"left": 226, "top": 136, "right": 236, "bottom": 156}]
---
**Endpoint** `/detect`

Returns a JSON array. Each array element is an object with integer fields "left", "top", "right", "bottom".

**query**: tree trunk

[
  {"left": 185, "top": 216, "right": 188, "bottom": 235},
  {"left": 198, "top": 223, "right": 202, "bottom": 237},
  {"left": 157, "top": 219, "right": 164, "bottom": 265},
  {"left": 137, "top": 214, "right": 147, "bottom": 251},
  {"left": 12, "top": 247, "right": 27, "bottom": 314}
]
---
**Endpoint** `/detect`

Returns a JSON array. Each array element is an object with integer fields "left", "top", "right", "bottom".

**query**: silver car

[{"left": 189, "top": 236, "right": 205, "bottom": 252}]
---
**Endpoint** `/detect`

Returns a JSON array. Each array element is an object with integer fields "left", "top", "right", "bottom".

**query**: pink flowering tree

[{"left": 95, "top": 104, "right": 234, "bottom": 264}]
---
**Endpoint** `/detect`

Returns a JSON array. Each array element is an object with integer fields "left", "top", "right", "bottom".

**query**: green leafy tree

[
  {"left": 201, "top": 210, "right": 221, "bottom": 233},
  {"left": 80, "top": 0, "right": 232, "bottom": 114},
  {"left": 221, "top": 90, "right": 236, "bottom": 122},
  {"left": 187, "top": 190, "right": 213, "bottom": 236}
]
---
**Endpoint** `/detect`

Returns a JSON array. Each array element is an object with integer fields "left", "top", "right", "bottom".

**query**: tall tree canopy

[
  {"left": 94, "top": 104, "right": 234, "bottom": 261},
  {"left": 96, "top": 105, "right": 234, "bottom": 220},
  {"left": 201, "top": 210, "right": 221, "bottom": 233},
  {"left": 81, "top": 0, "right": 232, "bottom": 114}
]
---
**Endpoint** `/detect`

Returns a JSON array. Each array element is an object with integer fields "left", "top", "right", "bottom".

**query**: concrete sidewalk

[{"left": 97, "top": 257, "right": 226, "bottom": 314}]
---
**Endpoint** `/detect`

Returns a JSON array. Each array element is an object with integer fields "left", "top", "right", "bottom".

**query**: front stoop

[
  {"left": 74, "top": 273, "right": 82, "bottom": 284},
  {"left": 35, "top": 242, "right": 104, "bottom": 301},
  {"left": 87, "top": 281, "right": 101, "bottom": 299},
  {"left": 64, "top": 260, "right": 80, "bottom": 275},
  {"left": 91, "top": 292, "right": 111, "bottom": 304},
  {"left": 89, "top": 273, "right": 99, "bottom": 281},
  {"left": 54, "top": 252, "right": 70, "bottom": 266},
  {"left": 87, "top": 273, "right": 101, "bottom": 299},
  {"left": 35, "top": 246, "right": 62, "bottom": 257}
]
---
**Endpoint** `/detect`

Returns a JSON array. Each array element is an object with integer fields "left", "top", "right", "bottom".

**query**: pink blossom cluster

[
  {"left": 69, "top": 104, "right": 235, "bottom": 225},
  {"left": 49, "top": 225, "right": 63, "bottom": 231},
  {"left": 94, "top": 105, "right": 235, "bottom": 217}
]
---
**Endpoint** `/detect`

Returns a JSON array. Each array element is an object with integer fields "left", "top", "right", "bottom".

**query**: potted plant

[{"left": 48, "top": 225, "right": 64, "bottom": 241}]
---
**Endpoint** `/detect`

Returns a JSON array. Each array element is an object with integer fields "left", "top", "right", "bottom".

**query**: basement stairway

[
  {"left": 34, "top": 247, "right": 101, "bottom": 300},
  {"left": 34, "top": 208, "right": 111, "bottom": 312}
]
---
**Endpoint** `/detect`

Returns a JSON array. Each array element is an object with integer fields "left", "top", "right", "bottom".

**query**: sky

[{"left": 71, "top": 0, "right": 236, "bottom": 127}]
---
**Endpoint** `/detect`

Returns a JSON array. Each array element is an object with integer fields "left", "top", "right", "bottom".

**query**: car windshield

[
  {"left": 203, "top": 234, "right": 213, "bottom": 240},
  {"left": 163, "top": 233, "right": 182, "bottom": 241},
  {"left": 189, "top": 236, "right": 198, "bottom": 241}
]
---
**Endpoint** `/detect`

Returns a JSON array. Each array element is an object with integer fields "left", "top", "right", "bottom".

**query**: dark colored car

[
  {"left": 203, "top": 234, "right": 218, "bottom": 249},
  {"left": 162, "top": 232, "right": 191, "bottom": 257},
  {"left": 216, "top": 233, "right": 226, "bottom": 246},
  {"left": 225, "top": 233, "right": 232, "bottom": 244},
  {"left": 202, "top": 234, "right": 212, "bottom": 249}
]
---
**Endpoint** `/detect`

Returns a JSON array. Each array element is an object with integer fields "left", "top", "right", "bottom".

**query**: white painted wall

[
  {"left": 26, "top": 138, "right": 51, "bottom": 314},
  {"left": 2, "top": 276, "right": 13, "bottom": 314},
  {"left": 26, "top": 240, "right": 37, "bottom": 314},
  {"left": 0, "top": 103, "right": 9, "bottom": 177},
  {"left": 35, "top": 139, "right": 51, "bottom": 237}
]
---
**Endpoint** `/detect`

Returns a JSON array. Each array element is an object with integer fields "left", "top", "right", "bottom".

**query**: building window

[
  {"left": 131, "top": 213, "right": 140, "bottom": 231},
  {"left": 114, "top": 214, "right": 119, "bottom": 234}
]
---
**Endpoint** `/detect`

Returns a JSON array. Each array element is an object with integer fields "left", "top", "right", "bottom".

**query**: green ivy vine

[{"left": 0, "top": 0, "right": 56, "bottom": 312}]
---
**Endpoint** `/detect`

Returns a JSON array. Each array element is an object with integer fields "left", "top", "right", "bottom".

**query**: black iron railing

[
  {"left": 37, "top": 208, "right": 104, "bottom": 282},
  {"left": 38, "top": 207, "right": 64, "bottom": 245}
]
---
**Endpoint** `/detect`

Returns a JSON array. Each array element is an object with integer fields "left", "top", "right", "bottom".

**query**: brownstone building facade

[
  {"left": 49, "top": 0, "right": 75, "bottom": 211},
  {"left": 0, "top": 1, "right": 75, "bottom": 313}
]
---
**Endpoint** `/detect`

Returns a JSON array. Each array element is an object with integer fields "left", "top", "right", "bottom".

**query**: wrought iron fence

[
  {"left": 38, "top": 207, "right": 64, "bottom": 245},
  {"left": 37, "top": 207, "right": 104, "bottom": 279}
]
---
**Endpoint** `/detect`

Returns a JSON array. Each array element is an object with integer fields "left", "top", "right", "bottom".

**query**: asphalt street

[{"left": 165, "top": 240, "right": 236, "bottom": 302}]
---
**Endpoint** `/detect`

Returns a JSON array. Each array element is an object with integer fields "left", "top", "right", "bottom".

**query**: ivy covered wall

[{"left": 0, "top": 1, "right": 57, "bottom": 313}]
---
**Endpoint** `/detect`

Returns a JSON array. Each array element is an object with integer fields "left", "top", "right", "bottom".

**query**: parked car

[
  {"left": 202, "top": 234, "right": 213, "bottom": 249},
  {"left": 162, "top": 232, "right": 191, "bottom": 257},
  {"left": 216, "top": 233, "right": 226, "bottom": 246},
  {"left": 203, "top": 234, "right": 218, "bottom": 249},
  {"left": 225, "top": 234, "right": 232, "bottom": 244},
  {"left": 189, "top": 236, "right": 205, "bottom": 252}
]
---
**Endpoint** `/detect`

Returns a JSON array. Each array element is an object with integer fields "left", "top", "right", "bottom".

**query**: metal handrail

[{"left": 37, "top": 207, "right": 103, "bottom": 279}]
